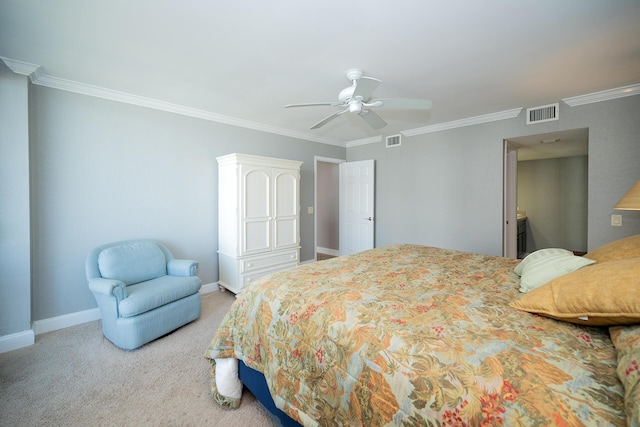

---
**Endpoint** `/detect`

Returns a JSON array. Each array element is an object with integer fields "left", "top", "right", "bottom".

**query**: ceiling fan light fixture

[{"left": 284, "top": 69, "right": 432, "bottom": 130}]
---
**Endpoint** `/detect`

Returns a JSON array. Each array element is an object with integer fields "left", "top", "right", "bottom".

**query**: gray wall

[
  {"left": 518, "top": 156, "right": 588, "bottom": 253},
  {"left": 2, "top": 61, "right": 639, "bottom": 337},
  {"left": 2, "top": 69, "right": 345, "bottom": 332},
  {"left": 348, "top": 121, "right": 512, "bottom": 255},
  {"left": 0, "top": 63, "right": 32, "bottom": 336},
  {"left": 348, "top": 96, "right": 640, "bottom": 256}
]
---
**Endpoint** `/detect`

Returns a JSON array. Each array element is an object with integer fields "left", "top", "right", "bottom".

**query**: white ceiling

[{"left": 1, "top": 0, "right": 640, "bottom": 145}]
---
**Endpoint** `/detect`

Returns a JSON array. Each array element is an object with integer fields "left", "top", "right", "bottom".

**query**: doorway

[
  {"left": 314, "top": 157, "right": 343, "bottom": 261},
  {"left": 314, "top": 157, "right": 376, "bottom": 260},
  {"left": 503, "top": 128, "right": 589, "bottom": 258}
]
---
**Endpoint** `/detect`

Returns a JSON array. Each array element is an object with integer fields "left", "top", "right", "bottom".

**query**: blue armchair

[{"left": 86, "top": 239, "right": 202, "bottom": 350}]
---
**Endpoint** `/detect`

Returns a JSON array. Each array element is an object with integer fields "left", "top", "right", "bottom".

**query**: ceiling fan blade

[
  {"left": 285, "top": 102, "right": 342, "bottom": 108},
  {"left": 352, "top": 77, "right": 382, "bottom": 101},
  {"left": 371, "top": 98, "right": 433, "bottom": 110},
  {"left": 360, "top": 110, "right": 387, "bottom": 129},
  {"left": 310, "top": 108, "right": 348, "bottom": 129}
]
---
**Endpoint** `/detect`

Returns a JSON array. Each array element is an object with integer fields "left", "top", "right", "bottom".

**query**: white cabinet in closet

[{"left": 217, "top": 153, "right": 302, "bottom": 294}]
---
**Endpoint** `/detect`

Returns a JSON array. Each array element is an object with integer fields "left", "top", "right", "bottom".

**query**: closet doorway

[{"left": 503, "top": 128, "right": 589, "bottom": 258}]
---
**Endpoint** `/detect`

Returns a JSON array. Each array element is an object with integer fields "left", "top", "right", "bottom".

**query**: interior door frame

[{"left": 503, "top": 140, "right": 518, "bottom": 258}]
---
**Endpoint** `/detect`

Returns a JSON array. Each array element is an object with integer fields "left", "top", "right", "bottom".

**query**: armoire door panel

[
  {"left": 273, "top": 169, "right": 298, "bottom": 218},
  {"left": 273, "top": 217, "right": 298, "bottom": 249},
  {"left": 243, "top": 220, "right": 271, "bottom": 253},
  {"left": 242, "top": 166, "right": 271, "bottom": 219}
]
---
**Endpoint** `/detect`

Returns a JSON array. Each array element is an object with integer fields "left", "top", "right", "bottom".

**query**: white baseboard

[
  {"left": 34, "top": 307, "right": 102, "bottom": 336},
  {"left": 0, "top": 329, "right": 35, "bottom": 353},
  {"left": 317, "top": 247, "right": 339, "bottom": 257},
  {"left": 2, "top": 282, "right": 221, "bottom": 354},
  {"left": 199, "top": 282, "right": 221, "bottom": 294}
]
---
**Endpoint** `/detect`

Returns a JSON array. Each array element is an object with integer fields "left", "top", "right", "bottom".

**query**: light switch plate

[
  {"left": 307, "top": 207, "right": 314, "bottom": 214},
  {"left": 611, "top": 214, "right": 622, "bottom": 226}
]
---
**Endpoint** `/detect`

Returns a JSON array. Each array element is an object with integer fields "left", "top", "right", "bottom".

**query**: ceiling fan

[{"left": 284, "top": 69, "right": 433, "bottom": 130}]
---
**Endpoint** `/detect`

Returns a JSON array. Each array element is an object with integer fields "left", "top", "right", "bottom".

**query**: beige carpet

[{"left": 0, "top": 291, "right": 276, "bottom": 427}]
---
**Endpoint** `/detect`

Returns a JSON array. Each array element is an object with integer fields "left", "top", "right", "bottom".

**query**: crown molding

[
  {"left": 562, "top": 83, "right": 640, "bottom": 106},
  {"left": 345, "top": 135, "right": 382, "bottom": 148},
  {"left": 32, "top": 73, "right": 346, "bottom": 146},
  {"left": 401, "top": 108, "right": 523, "bottom": 137},
  {"left": 4, "top": 56, "right": 636, "bottom": 147},
  {"left": 3, "top": 58, "right": 345, "bottom": 146},
  {"left": 0, "top": 56, "right": 43, "bottom": 81}
]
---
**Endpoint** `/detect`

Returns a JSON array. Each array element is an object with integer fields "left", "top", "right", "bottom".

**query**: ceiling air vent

[
  {"left": 526, "top": 103, "right": 559, "bottom": 124},
  {"left": 386, "top": 134, "right": 402, "bottom": 147}
]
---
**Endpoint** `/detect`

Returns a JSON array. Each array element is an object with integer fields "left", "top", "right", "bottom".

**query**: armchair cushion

[
  {"left": 118, "top": 275, "right": 202, "bottom": 318},
  {"left": 98, "top": 241, "right": 167, "bottom": 285}
]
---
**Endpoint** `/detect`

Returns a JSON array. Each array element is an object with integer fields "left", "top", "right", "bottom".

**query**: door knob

[{"left": 366, "top": 217, "right": 373, "bottom": 221}]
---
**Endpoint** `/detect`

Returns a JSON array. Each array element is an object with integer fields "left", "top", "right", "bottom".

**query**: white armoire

[{"left": 217, "top": 153, "right": 302, "bottom": 294}]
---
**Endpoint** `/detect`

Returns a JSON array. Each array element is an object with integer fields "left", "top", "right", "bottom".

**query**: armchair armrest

[
  {"left": 88, "top": 277, "right": 127, "bottom": 301},
  {"left": 167, "top": 259, "right": 199, "bottom": 277}
]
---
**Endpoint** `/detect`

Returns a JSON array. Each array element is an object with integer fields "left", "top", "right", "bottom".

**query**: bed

[{"left": 205, "top": 237, "right": 640, "bottom": 426}]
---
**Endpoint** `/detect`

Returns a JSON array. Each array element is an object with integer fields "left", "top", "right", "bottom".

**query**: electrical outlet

[{"left": 611, "top": 214, "right": 622, "bottom": 227}]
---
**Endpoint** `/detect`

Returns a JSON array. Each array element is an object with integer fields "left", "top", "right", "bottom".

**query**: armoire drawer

[
  {"left": 241, "top": 262, "right": 298, "bottom": 287},
  {"left": 241, "top": 250, "right": 298, "bottom": 273}
]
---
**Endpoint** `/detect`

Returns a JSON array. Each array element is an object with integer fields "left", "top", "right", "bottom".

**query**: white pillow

[
  {"left": 519, "top": 252, "right": 596, "bottom": 293},
  {"left": 514, "top": 248, "right": 573, "bottom": 276}
]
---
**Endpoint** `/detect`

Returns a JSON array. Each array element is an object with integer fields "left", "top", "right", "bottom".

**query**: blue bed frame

[{"left": 238, "top": 360, "right": 301, "bottom": 427}]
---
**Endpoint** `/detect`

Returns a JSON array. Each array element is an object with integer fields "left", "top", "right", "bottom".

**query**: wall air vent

[
  {"left": 526, "top": 103, "right": 559, "bottom": 124},
  {"left": 386, "top": 134, "right": 402, "bottom": 147}
]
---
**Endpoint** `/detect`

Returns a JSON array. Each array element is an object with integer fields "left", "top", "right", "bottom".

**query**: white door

[{"left": 339, "top": 160, "right": 375, "bottom": 256}]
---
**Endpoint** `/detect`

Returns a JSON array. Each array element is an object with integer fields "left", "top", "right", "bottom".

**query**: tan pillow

[
  {"left": 585, "top": 234, "right": 640, "bottom": 263},
  {"left": 510, "top": 257, "right": 640, "bottom": 326}
]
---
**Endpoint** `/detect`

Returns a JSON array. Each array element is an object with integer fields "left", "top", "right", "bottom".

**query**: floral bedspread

[{"left": 205, "top": 244, "right": 627, "bottom": 426}]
